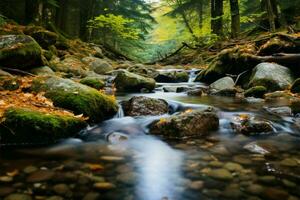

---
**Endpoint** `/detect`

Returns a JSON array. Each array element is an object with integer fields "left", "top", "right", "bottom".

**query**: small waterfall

[
  {"left": 188, "top": 69, "right": 201, "bottom": 83},
  {"left": 115, "top": 104, "right": 125, "bottom": 118}
]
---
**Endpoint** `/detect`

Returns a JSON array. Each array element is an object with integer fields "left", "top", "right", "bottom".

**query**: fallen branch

[{"left": 0, "top": 67, "right": 36, "bottom": 77}]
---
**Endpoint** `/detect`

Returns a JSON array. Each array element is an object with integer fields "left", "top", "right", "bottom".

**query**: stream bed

[{"left": 0, "top": 78, "right": 300, "bottom": 200}]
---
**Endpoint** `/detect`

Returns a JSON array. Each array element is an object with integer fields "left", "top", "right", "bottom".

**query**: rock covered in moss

[
  {"left": 82, "top": 57, "right": 113, "bottom": 74},
  {"left": 114, "top": 70, "right": 156, "bottom": 92},
  {"left": 195, "top": 45, "right": 259, "bottom": 83},
  {"left": 248, "top": 63, "right": 294, "bottom": 91},
  {"left": 290, "top": 78, "right": 300, "bottom": 94},
  {"left": 24, "top": 27, "right": 58, "bottom": 49},
  {"left": 49, "top": 56, "right": 87, "bottom": 77},
  {"left": 0, "top": 35, "right": 43, "bottom": 69},
  {"left": 30, "top": 66, "right": 55, "bottom": 76},
  {"left": 127, "top": 64, "right": 158, "bottom": 78},
  {"left": 245, "top": 86, "right": 267, "bottom": 98},
  {"left": 0, "top": 77, "right": 20, "bottom": 91},
  {"left": 0, "top": 107, "right": 87, "bottom": 145},
  {"left": 150, "top": 108, "right": 219, "bottom": 138},
  {"left": 154, "top": 70, "right": 189, "bottom": 83},
  {"left": 258, "top": 36, "right": 297, "bottom": 56},
  {"left": 80, "top": 77, "right": 105, "bottom": 90},
  {"left": 31, "top": 76, "right": 118, "bottom": 122},
  {"left": 122, "top": 96, "right": 169, "bottom": 116}
]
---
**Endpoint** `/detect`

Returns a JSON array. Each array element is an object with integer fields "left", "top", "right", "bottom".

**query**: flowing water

[{"left": 1, "top": 71, "right": 300, "bottom": 200}]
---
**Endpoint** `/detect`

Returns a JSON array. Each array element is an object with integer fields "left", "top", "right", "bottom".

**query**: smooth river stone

[
  {"left": 26, "top": 170, "right": 55, "bottom": 182},
  {"left": 207, "top": 169, "right": 233, "bottom": 181}
]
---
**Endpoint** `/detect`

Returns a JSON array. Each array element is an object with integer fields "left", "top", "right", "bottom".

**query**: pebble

[
  {"left": 26, "top": 170, "right": 55, "bottom": 182},
  {"left": 223, "top": 184, "right": 243, "bottom": 199},
  {"left": 0, "top": 187, "right": 15, "bottom": 196},
  {"left": 224, "top": 162, "right": 243, "bottom": 172},
  {"left": 93, "top": 182, "right": 116, "bottom": 190},
  {"left": 280, "top": 158, "right": 298, "bottom": 167},
  {"left": 23, "top": 166, "right": 38, "bottom": 174},
  {"left": 263, "top": 188, "right": 289, "bottom": 200},
  {"left": 188, "top": 181, "right": 204, "bottom": 190},
  {"left": 207, "top": 169, "right": 233, "bottom": 181},
  {"left": 258, "top": 176, "right": 276, "bottom": 184},
  {"left": 4, "top": 194, "right": 32, "bottom": 200},
  {"left": 116, "top": 172, "right": 137, "bottom": 185},
  {"left": 83, "top": 192, "right": 101, "bottom": 200},
  {"left": 53, "top": 184, "right": 71, "bottom": 195},
  {"left": 46, "top": 196, "right": 64, "bottom": 200},
  {"left": 0, "top": 176, "right": 13, "bottom": 182},
  {"left": 233, "top": 155, "right": 252, "bottom": 165},
  {"left": 208, "top": 161, "right": 223, "bottom": 168},
  {"left": 246, "top": 184, "right": 264, "bottom": 195}
]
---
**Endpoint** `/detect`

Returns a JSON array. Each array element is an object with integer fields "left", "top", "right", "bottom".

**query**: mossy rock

[
  {"left": 248, "top": 63, "right": 294, "bottom": 92},
  {"left": 49, "top": 56, "right": 87, "bottom": 77},
  {"left": 31, "top": 76, "right": 118, "bottom": 122},
  {"left": 245, "top": 86, "right": 267, "bottom": 98},
  {"left": 127, "top": 64, "right": 158, "bottom": 78},
  {"left": 154, "top": 70, "right": 189, "bottom": 83},
  {"left": 258, "top": 36, "right": 297, "bottom": 56},
  {"left": 24, "top": 26, "right": 58, "bottom": 49},
  {"left": 290, "top": 78, "right": 300, "bottom": 94},
  {"left": 114, "top": 70, "right": 156, "bottom": 92},
  {"left": 0, "top": 35, "right": 43, "bottom": 69},
  {"left": 80, "top": 77, "right": 105, "bottom": 90},
  {"left": 0, "top": 107, "right": 87, "bottom": 145},
  {"left": 30, "top": 66, "right": 55, "bottom": 76},
  {"left": 195, "top": 46, "right": 259, "bottom": 83}
]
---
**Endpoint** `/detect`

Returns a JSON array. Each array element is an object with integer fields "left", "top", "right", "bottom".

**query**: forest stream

[{"left": 1, "top": 70, "right": 300, "bottom": 200}]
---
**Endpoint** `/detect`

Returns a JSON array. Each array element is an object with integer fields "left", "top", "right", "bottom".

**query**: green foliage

[{"left": 88, "top": 14, "right": 139, "bottom": 40}]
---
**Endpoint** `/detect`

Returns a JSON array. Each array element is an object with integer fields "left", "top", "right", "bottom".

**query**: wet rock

[
  {"left": 122, "top": 96, "right": 169, "bottom": 116},
  {"left": 46, "top": 196, "right": 64, "bottom": 200},
  {"left": 82, "top": 192, "right": 101, "bottom": 200},
  {"left": 4, "top": 194, "right": 32, "bottom": 200},
  {"left": 187, "top": 89, "right": 203, "bottom": 96},
  {"left": 211, "top": 88, "right": 237, "bottom": 97},
  {"left": 23, "top": 166, "right": 38, "bottom": 174},
  {"left": 31, "top": 76, "right": 118, "bottom": 122},
  {"left": 248, "top": 63, "right": 294, "bottom": 91},
  {"left": 264, "top": 91, "right": 294, "bottom": 102},
  {"left": 258, "top": 176, "right": 276, "bottom": 184},
  {"left": 0, "top": 107, "right": 87, "bottom": 145},
  {"left": 207, "top": 169, "right": 233, "bottom": 181},
  {"left": 230, "top": 115, "right": 273, "bottom": 136},
  {"left": 290, "top": 98, "right": 300, "bottom": 114},
  {"left": 210, "top": 77, "right": 235, "bottom": 92},
  {"left": 264, "top": 106, "right": 292, "bottom": 116},
  {"left": 223, "top": 184, "right": 243, "bottom": 199},
  {"left": 155, "top": 70, "right": 189, "bottom": 83},
  {"left": 150, "top": 108, "right": 219, "bottom": 138},
  {"left": 80, "top": 77, "right": 105, "bottom": 90},
  {"left": 245, "top": 86, "right": 267, "bottom": 98},
  {"left": 30, "top": 66, "right": 55, "bottom": 76},
  {"left": 113, "top": 70, "right": 156, "bottom": 92},
  {"left": 116, "top": 172, "right": 137, "bottom": 185},
  {"left": 243, "top": 142, "right": 271, "bottom": 155},
  {"left": 0, "top": 35, "right": 43, "bottom": 69},
  {"left": 127, "top": 64, "right": 158, "bottom": 78},
  {"left": 162, "top": 87, "right": 177, "bottom": 93},
  {"left": 82, "top": 57, "right": 113, "bottom": 74},
  {"left": 233, "top": 155, "right": 252, "bottom": 165},
  {"left": 262, "top": 188, "right": 289, "bottom": 200},
  {"left": 100, "top": 156, "right": 124, "bottom": 162},
  {"left": 26, "top": 170, "right": 55, "bottom": 182},
  {"left": 0, "top": 176, "right": 13, "bottom": 182},
  {"left": 246, "top": 184, "right": 264, "bottom": 195},
  {"left": 53, "top": 184, "right": 71, "bottom": 196},
  {"left": 24, "top": 26, "right": 58, "bottom": 48},
  {"left": 291, "top": 78, "right": 300, "bottom": 94},
  {"left": 208, "top": 161, "right": 224, "bottom": 168},
  {"left": 93, "top": 182, "right": 116, "bottom": 190}
]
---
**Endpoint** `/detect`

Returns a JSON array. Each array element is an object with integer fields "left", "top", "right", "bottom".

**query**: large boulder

[
  {"left": 248, "top": 63, "right": 294, "bottom": 91},
  {"left": 195, "top": 45, "right": 259, "bottom": 83},
  {"left": 80, "top": 76, "right": 105, "bottom": 90},
  {"left": 114, "top": 70, "right": 156, "bottom": 92},
  {"left": 154, "top": 70, "right": 189, "bottom": 83},
  {"left": 0, "top": 35, "right": 43, "bottom": 69},
  {"left": 24, "top": 27, "right": 58, "bottom": 49},
  {"left": 122, "top": 96, "right": 169, "bottom": 116},
  {"left": 209, "top": 77, "right": 237, "bottom": 97},
  {"left": 150, "top": 108, "right": 219, "bottom": 138},
  {"left": 49, "top": 56, "right": 87, "bottom": 77},
  {"left": 0, "top": 107, "right": 87, "bottom": 145},
  {"left": 31, "top": 76, "right": 118, "bottom": 122},
  {"left": 244, "top": 86, "right": 267, "bottom": 98},
  {"left": 82, "top": 57, "right": 113, "bottom": 74}
]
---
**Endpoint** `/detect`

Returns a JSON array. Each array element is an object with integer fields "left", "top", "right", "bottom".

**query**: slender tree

[
  {"left": 229, "top": 0, "right": 240, "bottom": 38},
  {"left": 211, "top": 0, "right": 223, "bottom": 36}
]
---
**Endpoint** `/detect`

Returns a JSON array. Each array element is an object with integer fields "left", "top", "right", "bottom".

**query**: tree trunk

[
  {"left": 229, "top": 0, "right": 240, "bottom": 38},
  {"left": 265, "top": 0, "right": 276, "bottom": 32},
  {"left": 211, "top": 0, "right": 223, "bottom": 36},
  {"left": 197, "top": 1, "right": 203, "bottom": 31}
]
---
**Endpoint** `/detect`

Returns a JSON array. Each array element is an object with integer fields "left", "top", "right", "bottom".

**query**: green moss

[
  {"left": 0, "top": 107, "right": 87, "bottom": 145},
  {"left": 0, "top": 78, "right": 20, "bottom": 91},
  {"left": 245, "top": 86, "right": 268, "bottom": 98},
  {"left": 249, "top": 78, "right": 281, "bottom": 92},
  {"left": 0, "top": 35, "right": 43, "bottom": 69},
  {"left": 31, "top": 76, "right": 118, "bottom": 122},
  {"left": 80, "top": 77, "right": 105, "bottom": 90}
]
